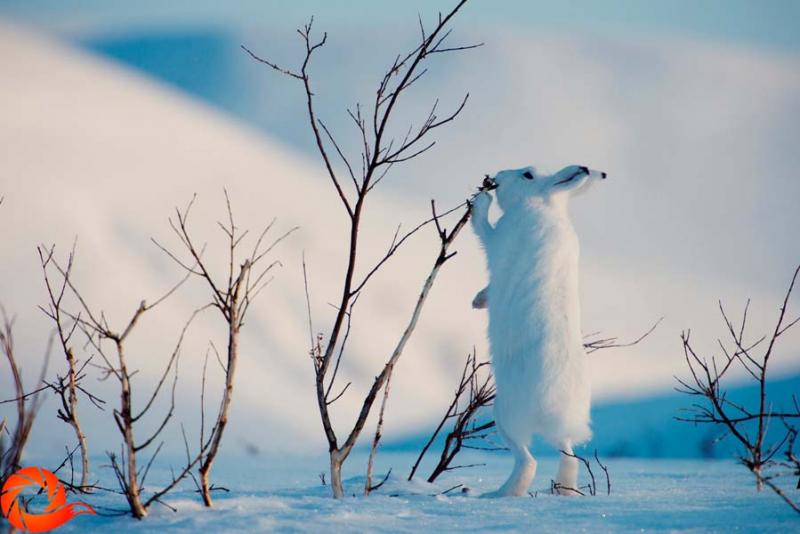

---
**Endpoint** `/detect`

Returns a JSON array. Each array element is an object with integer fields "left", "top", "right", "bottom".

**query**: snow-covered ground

[{"left": 40, "top": 451, "right": 800, "bottom": 533}]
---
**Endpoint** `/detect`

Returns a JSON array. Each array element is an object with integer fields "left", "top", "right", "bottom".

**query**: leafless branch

[
  {"left": 560, "top": 449, "right": 596, "bottom": 496},
  {"left": 155, "top": 192, "right": 293, "bottom": 506},
  {"left": 594, "top": 450, "right": 611, "bottom": 496},
  {"left": 0, "top": 306, "right": 51, "bottom": 488},
  {"left": 38, "top": 243, "right": 105, "bottom": 490},
  {"left": 365, "top": 367, "right": 393, "bottom": 495},
  {"left": 409, "top": 349, "right": 497, "bottom": 483},
  {"left": 583, "top": 317, "right": 663, "bottom": 354},
  {"left": 42, "top": 241, "right": 209, "bottom": 518},
  {"left": 676, "top": 264, "right": 800, "bottom": 513},
  {"left": 245, "top": 0, "right": 477, "bottom": 498}
]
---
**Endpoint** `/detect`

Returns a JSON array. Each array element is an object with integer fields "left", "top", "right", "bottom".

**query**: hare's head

[{"left": 482, "top": 165, "right": 606, "bottom": 211}]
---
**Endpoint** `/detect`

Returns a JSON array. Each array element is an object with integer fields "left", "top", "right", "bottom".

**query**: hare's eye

[{"left": 522, "top": 171, "right": 534, "bottom": 180}]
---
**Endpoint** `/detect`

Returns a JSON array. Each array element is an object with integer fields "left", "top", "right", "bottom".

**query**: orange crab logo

[{"left": 1, "top": 466, "right": 95, "bottom": 532}]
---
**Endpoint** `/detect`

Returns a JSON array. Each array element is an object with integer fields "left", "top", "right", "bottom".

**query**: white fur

[{"left": 471, "top": 164, "right": 605, "bottom": 497}]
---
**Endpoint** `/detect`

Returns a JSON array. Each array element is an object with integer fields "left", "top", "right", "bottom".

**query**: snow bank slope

[
  {"left": 2, "top": 21, "right": 799, "bottom": 458},
  {"left": 54, "top": 452, "right": 800, "bottom": 533},
  {"left": 0, "top": 21, "right": 486, "bottom": 455}
]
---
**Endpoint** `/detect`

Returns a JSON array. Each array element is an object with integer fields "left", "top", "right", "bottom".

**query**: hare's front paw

[{"left": 471, "top": 191, "right": 492, "bottom": 215}]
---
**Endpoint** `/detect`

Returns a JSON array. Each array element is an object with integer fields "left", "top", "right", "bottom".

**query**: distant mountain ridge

[{"left": 386, "top": 373, "right": 800, "bottom": 459}]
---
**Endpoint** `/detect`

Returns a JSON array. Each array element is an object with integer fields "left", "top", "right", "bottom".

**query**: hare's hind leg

[
  {"left": 556, "top": 439, "right": 580, "bottom": 496},
  {"left": 481, "top": 423, "right": 536, "bottom": 497}
]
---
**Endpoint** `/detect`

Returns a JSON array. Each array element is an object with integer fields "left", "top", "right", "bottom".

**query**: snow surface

[{"left": 24, "top": 451, "right": 800, "bottom": 533}]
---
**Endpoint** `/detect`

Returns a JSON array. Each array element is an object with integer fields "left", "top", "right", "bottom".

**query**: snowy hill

[
  {"left": 78, "top": 21, "right": 800, "bottom": 402},
  {"left": 1, "top": 16, "right": 799, "bottom": 463},
  {"left": 0, "top": 21, "right": 488, "bottom": 457}
]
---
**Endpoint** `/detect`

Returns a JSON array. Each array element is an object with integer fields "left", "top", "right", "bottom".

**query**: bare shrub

[
  {"left": 41, "top": 247, "right": 205, "bottom": 518},
  {"left": 152, "top": 192, "right": 295, "bottom": 506},
  {"left": 244, "top": 0, "right": 479, "bottom": 498},
  {"left": 676, "top": 264, "right": 800, "bottom": 513},
  {"left": 0, "top": 308, "right": 50, "bottom": 488},
  {"left": 38, "top": 245, "right": 106, "bottom": 492}
]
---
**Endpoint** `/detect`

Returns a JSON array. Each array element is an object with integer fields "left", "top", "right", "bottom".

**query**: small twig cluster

[
  {"left": 411, "top": 322, "right": 659, "bottom": 483},
  {"left": 676, "top": 264, "right": 800, "bottom": 513},
  {"left": 552, "top": 450, "right": 611, "bottom": 497},
  {"left": 408, "top": 349, "right": 498, "bottom": 484}
]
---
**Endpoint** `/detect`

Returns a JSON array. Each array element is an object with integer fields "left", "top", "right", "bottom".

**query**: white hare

[{"left": 471, "top": 164, "right": 606, "bottom": 497}]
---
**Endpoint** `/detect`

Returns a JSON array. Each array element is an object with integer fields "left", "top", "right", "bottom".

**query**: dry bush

[
  {"left": 39, "top": 245, "right": 106, "bottom": 492},
  {"left": 153, "top": 192, "right": 295, "bottom": 506},
  {"left": 676, "top": 264, "right": 800, "bottom": 514},
  {"left": 0, "top": 308, "right": 50, "bottom": 489},
  {"left": 410, "top": 321, "right": 660, "bottom": 485},
  {"left": 408, "top": 349, "right": 496, "bottom": 484},
  {"left": 40, "top": 246, "right": 206, "bottom": 518},
  {"left": 244, "top": 0, "right": 479, "bottom": 498}
]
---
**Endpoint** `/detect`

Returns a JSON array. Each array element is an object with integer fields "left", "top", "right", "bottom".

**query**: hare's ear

[{"left": 472, "top": 286, "right": 489, "bottom": 309}]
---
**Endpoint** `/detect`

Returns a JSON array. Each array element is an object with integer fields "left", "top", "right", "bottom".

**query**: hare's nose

[{"left": 481, "top": 175, "right": 497, "bottom": 190}]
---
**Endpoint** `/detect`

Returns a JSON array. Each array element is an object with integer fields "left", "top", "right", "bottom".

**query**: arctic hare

[{"left": 471, "top": 164, "right": 606, "bottom": 497}]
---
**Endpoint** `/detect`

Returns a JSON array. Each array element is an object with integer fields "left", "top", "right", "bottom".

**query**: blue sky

[{"left": 1, "top": 0, "right": 799, "bottom": 53}]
